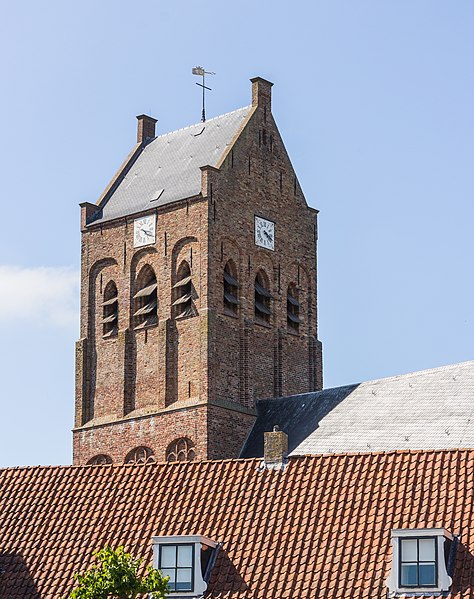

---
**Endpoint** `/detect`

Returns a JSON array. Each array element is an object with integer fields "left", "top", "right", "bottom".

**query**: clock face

[
  {"left": 255, "top": 216, "right": 275, "bottom": 251},
  {"left": 134, "top": 215, "right": 156, "bottom": 248}
]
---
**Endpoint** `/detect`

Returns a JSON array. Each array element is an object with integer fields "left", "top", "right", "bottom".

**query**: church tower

[{"left": 73, "top": 77, "right": 323, "bottom": 465}]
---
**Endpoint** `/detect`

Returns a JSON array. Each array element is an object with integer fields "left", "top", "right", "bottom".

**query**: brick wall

[
  {"left": 74, "top": 403, "right": 208, "bottom": 464},
  {"left": 207, "top": 81, "right": 323, "bottom": 408}
]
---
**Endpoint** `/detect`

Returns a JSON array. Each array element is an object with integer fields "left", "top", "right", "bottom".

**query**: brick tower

[{"left": 73, "top": 77, "right": 323, "bottom": 465}]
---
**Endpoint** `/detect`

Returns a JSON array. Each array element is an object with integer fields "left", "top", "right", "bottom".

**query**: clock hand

[{"left": 263, "top": 230, "right": 273, "bottom": 242}]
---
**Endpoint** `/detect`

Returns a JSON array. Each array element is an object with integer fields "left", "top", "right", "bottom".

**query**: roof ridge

[
  {"left": 0, "top": 456, "right": 263, "bottom": 472},
  {"left": 149, "top": 105, "right": 252, "bottom": 142},
  {"left": 295, "top": 447, "right": 474, "bottom": 459},
  {"left": 2, "top": 447, "right": 474, "bottom": 472},
  {"left": 356, "top": 358, "right": 474, "bottom": 386},
  {"left": 258, "top": 359, "right": 474, "bottom": 403}
]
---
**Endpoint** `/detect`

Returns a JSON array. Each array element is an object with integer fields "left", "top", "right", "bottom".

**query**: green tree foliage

[{"left": 68, "top": 546, "right": 169, "bottom": 599}]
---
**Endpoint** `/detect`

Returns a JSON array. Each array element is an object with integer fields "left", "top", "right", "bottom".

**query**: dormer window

[
  {"left": 400, "top": 537, "right": 436, "bottom": 586},
  {"left": 386, "top": 528, "right": 457, "bottom": 596},
  {"left": 159, "top": 544, "right": 194, "bottom": 592},
  {"left": 153, "top": 535, "right": 218, "bottom": 597}
]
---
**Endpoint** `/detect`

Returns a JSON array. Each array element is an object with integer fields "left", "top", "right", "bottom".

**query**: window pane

[
  {"left": 176, "top": 568, "right": 193, "bottom": 591},
  {"left": 419, "top": 564, "right": 436, "bottom": 586},
  {"left": 401, "top": 564, "right": 418, "bottom": 586},
  {"left": 161, "top": 568, "right": 176, "bottom": 591},
  {"left": 178, "top": 545, "right": 193, "bottom": 567},
  {"left": 401, "top": 539, "right": 417, "bottom": 562},
  {"left": 161, "top": 545, "right": 176, "bottom": 568},
  {"left": 419, "top": 538, "right": 436, "bottom": 561}
]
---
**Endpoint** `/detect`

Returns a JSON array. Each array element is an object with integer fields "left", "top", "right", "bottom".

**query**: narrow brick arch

[
  {"left": 223, "top": 259, "right": 239, "bottom": 315},
  {"left": 87, "top": 257, "right": 118, "bottom": 339},
  {"left": 84, "top": 257, "right": 119, "bottom": 424},
  {"left": 129, "top": 247, "right": 158, "bottom": 319},
  {"left": 132, "top": 264, "right": 158, "bottom": 329},
  {"left": 102, "top": 280, "right": 118, "bottom": 338},
  {"left": 254, "top": 268, "right": 272, "bottom": 324},
  {"left": 171, "top": 236, "right": 198, "bottom": 277}
]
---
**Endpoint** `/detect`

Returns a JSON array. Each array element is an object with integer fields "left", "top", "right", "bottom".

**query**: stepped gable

[
  {"left": 93, "top": 106, "right": 252, "bottom": 224},
  {"left": 242, "top": 360, "right": 474, "bottom": 457},
  {"left": 1, "top": 449, "right": 474, "bottom": 598}
]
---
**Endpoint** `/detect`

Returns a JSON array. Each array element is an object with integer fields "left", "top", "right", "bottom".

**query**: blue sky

[{"left": 0, "top": 1, "right": 472, "bottom": 467}]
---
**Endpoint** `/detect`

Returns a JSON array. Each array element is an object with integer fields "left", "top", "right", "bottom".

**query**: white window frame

[
  {"left": 386, "top": 528, "right": 453, "bottom": 596},
  {"left": 152, "top": 535, "right": 217, "bottom": 597}
]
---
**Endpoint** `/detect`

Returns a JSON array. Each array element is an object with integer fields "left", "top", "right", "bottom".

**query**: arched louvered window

[
  {"left": 87, "top": 454, "right": 113, "bottom": 465},
  {"left": 172, "top": 261, "right": 194, "bottom": 319},
  {"left": 133, "top": 265, "right": 157, "bottom": 329},
  {"left": 287, "top": 284, "right": 301, "bottom": 333},
  {"left": 254, "top": 270, "right": 271, "bottom": 323},
  {"left": 124, "top": 446, "right": 155, "bottom": 464},
  {"left": 166, "top": 438, "right": 196, "bottom": 463},
  {"left": 223, "top": 261, "right": 239, "bottom": 315},
  {"left": 102, "top": 281, "right": 118, "bottom": 338}
]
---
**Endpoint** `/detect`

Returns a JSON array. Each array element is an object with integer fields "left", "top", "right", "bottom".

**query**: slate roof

[
  {"left": 93, "top": 106, "right": 252, "bottom": 224},
  {"left": 1, "top": 450, "right": 474, "bottom": 598},
  {"left": 241, "top": 360, "right": 474, "bottom": 458}
]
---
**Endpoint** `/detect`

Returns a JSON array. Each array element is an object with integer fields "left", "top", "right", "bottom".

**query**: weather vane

[{"left": 192, "top": 66, "right": 215, "bottom": 122}]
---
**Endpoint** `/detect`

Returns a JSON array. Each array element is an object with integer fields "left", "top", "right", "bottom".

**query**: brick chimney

[
  {"left": 136, "top": 114, "right": 158, "bottom": 144},
  {"left": 251, "top": 77, "right": 273, "bottom": 112},
  {"left": 264, "top": 426, "right": 288, "bottom": 467}
]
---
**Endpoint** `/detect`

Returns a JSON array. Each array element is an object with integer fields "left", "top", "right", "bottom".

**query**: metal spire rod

[{"left": 192, "top": 66, "right": 215, "bottom": 122}]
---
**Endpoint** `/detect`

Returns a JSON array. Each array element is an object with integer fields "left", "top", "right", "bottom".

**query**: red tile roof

[{"left": 0, "top": 450, "right": 473, "bottom": 598}]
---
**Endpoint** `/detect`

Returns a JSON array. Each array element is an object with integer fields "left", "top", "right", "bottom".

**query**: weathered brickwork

[
  {"left": 74, "top": 404, "right": 209, "bottom": 465},
  {"left": 73, "top": 77, "right": 322, "bottom": 465}
]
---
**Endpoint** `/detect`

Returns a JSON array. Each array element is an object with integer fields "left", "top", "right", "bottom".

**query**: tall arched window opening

[
  {"left": 133, "top": 266, "right": 157, "bottom": 329},
  {"left": 254, "top": 271, "right": 271, "bottom": 323},
  {"left": 102, "top": 281, "right": 118, "bottom": 338},
  {"left": 172, "top": 261, "right": 194, "bottom": 319},
  {"left": 223, "top": 261, "right": 239, "bottom": 315},
  {"left": 166, "top": 438, "right": 196, "bottom": 462},
  {"left": 287, "top": 284, "right": 301, "bottom": 333}
]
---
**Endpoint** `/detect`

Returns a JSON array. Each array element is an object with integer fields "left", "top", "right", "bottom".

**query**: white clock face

[
  {"left": 255, "top": 216, "right": 275, "bottom": 251},
  {"left": 134, "top": 215, "right": 156, "bottom": 248}
]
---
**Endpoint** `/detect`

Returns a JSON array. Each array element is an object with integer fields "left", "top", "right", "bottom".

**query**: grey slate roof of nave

[
  {"left": 240, "top": 359, "right": 474, "bottom": 458},
  {"left": 93, "top": 106, "right": 252, "bottom": 224}
]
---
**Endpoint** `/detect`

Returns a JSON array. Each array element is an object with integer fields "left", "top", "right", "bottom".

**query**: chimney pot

[
  {"left": 264, "top": 427, "right": 288, "bottom": 467},
  {"left": 250, "top": 77, "right": 273, "bottom": 111},
  {"left": 136, "top": 114, "right": 158, "bottom": 144}
]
